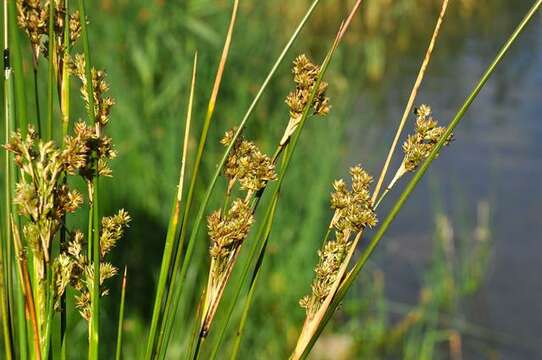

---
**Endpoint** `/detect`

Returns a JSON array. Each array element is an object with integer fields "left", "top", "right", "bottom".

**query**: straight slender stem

[
  {"left": 46, "top": 0, "right": 55, "bottom": 141},
  {"left": 115, "top": 268, "right": 127, "bottom": 360},
  {"left": 90, "top": 179, "right": 100, "bottom": 360},
  {"left": 2, "top": 1, "right": 14, "bottom": 355},
  {"left": 371, "top": 0, "right": 449, "bottom": 205},
  {"left": 32, "top": 69, "right": 42, "bottom": 135},
  {"left": 147, "top": 53, "right": 197, "bottom": 359},
  {"left": 60, "top": 2, "right": 71, "bottom": 358}
]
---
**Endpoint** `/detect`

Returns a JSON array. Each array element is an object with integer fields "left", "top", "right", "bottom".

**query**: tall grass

[{"left": 1, "top": 0, "right": 540, "bottom": 359}]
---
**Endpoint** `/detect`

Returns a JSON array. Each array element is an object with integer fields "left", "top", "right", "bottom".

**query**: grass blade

[
  {"left": 227, "top": 211, "right": 273, "bottom": 360},
  {"left": 2, "top": 1, "right": 15, "bottom": 355},
  {"left": 300, "top": 1, "right": 542, "bottom": 357},
  {"left": 115, "top": 267, "right": 127, "bottom": 360},
  {"left": 7, "top": 0, "right": 27, "bottom": 135},
  {"left": 145, "top": 52, "right": 198, "bottom": 359}
]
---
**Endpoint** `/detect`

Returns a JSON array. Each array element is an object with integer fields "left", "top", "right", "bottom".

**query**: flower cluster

[
  {"left": 63, "top": 121, "right": 117, "bottom": 181},
  {"left": 53, "top": 213, "right": 129, "bottom": 320},
  {"left": 402, "top": 104, "right": 452, "bottom": 172},
  {"left": 52, "top": 1, "right": 81, "bottom": 44},
  {"left": 207, "top": 199, "right": 253, "bottom": 280},
  {"left": 17, "top": 0, "right": 82, "bottom": 62},
  {"left": 300, "top": 165, "right": 377, "bottom": 318},
  {"left": 201, "top": 129, "right": 277, "bottom": 335},
  {"left": 299, "top": 232, "right": 350, "bottom": 319},
  {"left": 221, "top": 128, "right": 276, "bottom": 194},
  {"left": 16, "top": 0, "right": 48, "bottom": 60},
  {"left": 100, "top": 209, "right": 131, "bottom": 257},
  {"left": 5, "top": 127, "right": 83, "bottom": 272},
  {"left": 330, "top": 166, "right": 378, "bottom": 233},
  {"left": 280, "top": 54, "right": 330, "bottom": 146},
  {"left": 6, "top": 126, "right": 129, "bottom": 321},
  {"left": 71, "top": 54, "right": 115, "bottom": 128}
]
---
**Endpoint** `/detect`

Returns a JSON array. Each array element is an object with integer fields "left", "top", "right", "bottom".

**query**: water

[{"left": 347, "top": 5, "right": 542, "bottom": 359}]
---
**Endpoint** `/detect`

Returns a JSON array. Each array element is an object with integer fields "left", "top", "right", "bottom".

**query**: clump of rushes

[
  {"left": 292, "top": 101, "right": 454, "bottom": 359},
  {"left": 300, "top": 166, "right": 377, "bottom": 318},
  {"left": 4, "top": 125, "right": 129, "bottom": 351},
  {"left": 386, "top": 105, "right": 452, "bottom": 191},
  {"left": 9, "top": 0, "right": 125, "bottom": 356},
  {"left": 280, "top": 54, "right": 330, "bottom": 147},
  {"left": 196, "top": 54, "right": 330, "bottom": 342}
]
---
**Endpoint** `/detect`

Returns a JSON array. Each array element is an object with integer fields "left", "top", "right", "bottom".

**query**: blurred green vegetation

[{"left": 1, "top": 0, "right": 515, "bottom": 357}]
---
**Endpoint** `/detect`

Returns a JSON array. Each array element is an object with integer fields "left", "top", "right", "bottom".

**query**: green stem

[
  {"left": 115, "top": 268, "right": 127, "bottom": 360},
  {"left": 300, "top": 1, "right": 542, "bottom": 357},
  {"left": 2, "top": 1, "right": 14, "bottom": 354},
  {"left": 7, "top": 0, "right": 27, "bottom": 135},
  {"left": 90, "top": 179, "right": 100, "bottom": 360},
  {"left": 77, "top": 0, "right": 96, "bottom": 123},
  {"left": 60, "top": 2, "right": 71, "bottom": 358},
  {"left": 46, "top": 0, "right": 55, "bottom": 141},
  {"left": 77, "top": 1, "right": 100, "bottom": 357},
  {"left": 147, "top": 52, "right": 197, "bottom": 360},
  {"left": 42, "top": 269, "right": 54, "bottom": 360},
  {"left": 32, "top": 69, "right": 42, "bottom": 135},
  {"left": 228, "top": 214, "right": 272, "bottom": 360}
]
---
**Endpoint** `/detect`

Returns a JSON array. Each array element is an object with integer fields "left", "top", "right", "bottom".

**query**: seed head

[
  {"left": 221, "top": 129, "right": 276, "bottom": 193},
  {"left": 280, "top": 54, "right": 330, "bottom": 146},
  {"left": 330, "top": 165, "right": 377, "bottom": 232},
  {"left": 71, "top": 54, "right": 115, "bottom": 128},
  {"left": 301, "top": 165, "right": 377, "bottom": 317},
  {"left": 208, "top": 199, "right": 253, "bottom": 279},
  {"left": 402, "top": 105, "right": 452, "bottom": 172},
  {"left": 100, "top": 209, "right": 131, "bottom": 258}
]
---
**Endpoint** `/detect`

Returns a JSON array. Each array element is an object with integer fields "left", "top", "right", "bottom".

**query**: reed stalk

[
  {"left": 76, "top": 0, "right": 100, "bottom": 357},
  {"left": 147, "top": 52, "right": 198, "bottom": 359},
  {"left": 46, "top": 0, "right": 55, "bottom": 140},
  {"left": 2, "top": 1, "right": 14, "bottom": 356},
  {"left": 115, "top": 267, "right": 127, "bottom": 360},
  {"left": 371, "top": 0, "right": 449, "bottom": 205}
]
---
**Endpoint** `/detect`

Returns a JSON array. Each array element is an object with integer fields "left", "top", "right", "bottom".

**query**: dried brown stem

[
  {"left": 371, "top": 0, "right": 449, "bottom": 205},
  {"left": 11, "top": 217, "right": 41, "bottom": 360}
]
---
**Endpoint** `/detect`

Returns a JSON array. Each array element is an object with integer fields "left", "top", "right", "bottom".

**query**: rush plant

[{"left": 1, "top": 0, "right": 541, "bottom": 359}]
